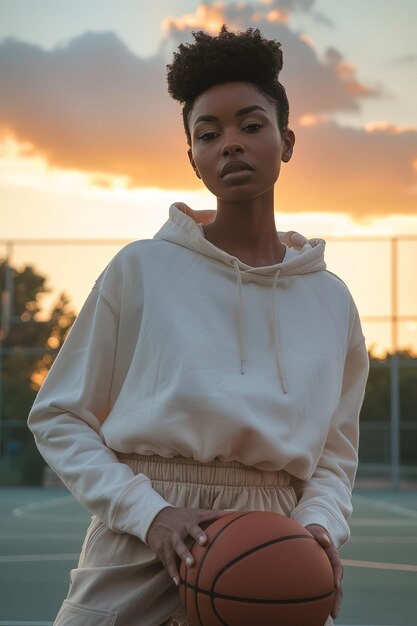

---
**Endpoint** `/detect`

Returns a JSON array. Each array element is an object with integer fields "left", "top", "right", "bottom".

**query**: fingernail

[
  {"left": 186, "top": 556, "right": 194, "bottom": 567},
  {"left": 173, "top": 576, "right": 179, "bottom": 586},
  {"left": 322, "top": 534, "right": 330, "bottom": 545},
  {"left": 198, "top": 535, "right": 206, "bottom": 545}
]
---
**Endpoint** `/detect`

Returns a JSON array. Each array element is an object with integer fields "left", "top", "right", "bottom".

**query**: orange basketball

[{"left": 179, "top": 511, "right": 335, "bottom": 626}]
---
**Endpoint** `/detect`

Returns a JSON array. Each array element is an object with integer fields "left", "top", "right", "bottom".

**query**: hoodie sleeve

[
  {"left": 289, "top": 300, "right": 369, "bottom": 550},
  {"left": 27, "top": 261, "right": 173, "bottom": 544}
]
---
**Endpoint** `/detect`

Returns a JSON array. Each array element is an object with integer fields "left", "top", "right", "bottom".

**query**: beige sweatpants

[{"left": 54, "top": 454, "right": 334, "bottom": 626}]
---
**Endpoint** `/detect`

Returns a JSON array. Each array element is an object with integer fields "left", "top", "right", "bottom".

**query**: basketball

[{"left": 179, "top": 511, "right": 335, "bottom": 626}]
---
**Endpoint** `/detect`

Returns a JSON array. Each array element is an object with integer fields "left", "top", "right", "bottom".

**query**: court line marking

[
  {"left": 11, "top": 495, "right": 88, "bottom": 523},
  {"left": 349, "top": 518, "right": 417, "bottom": 526},
  {"left": 342, "top": 558, "right": 417, "bottom": 572},
  {"left": 0, "top": 553, "right": 79, "bottom": 563},
  {"left": 0, "top": 622, "right": 54, "bottom": 625},
  {"left": 9, "top": 513, "right": 87, "bottom": 523},
  {"left": 0, "top": 623, "right": 413, "bottom": 626},
  {"left": 4, "top": 532, "right": 416, "bottom": 542},
  {"left": 349, "top": 535, "right": 417, "bottom": 543},
  {"left": 353, "top": 494, "right": 417, "bottom": 520},
  {"left": 2, "top": 553, "right": 417, "bottom": 573},
  {"left": 0, "top": 532, "right": 82, "bottom": 540},
  {"left": 0, "top": 533, "right": 413, "bottom": 542}
]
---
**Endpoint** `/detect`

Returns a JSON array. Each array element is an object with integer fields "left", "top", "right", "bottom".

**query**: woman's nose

[
  {"left": 222, "top": 129, "right": 245, "bottom": 156},
  {"left": 222, "top": 142, "right": 244, "bottom": 156}
]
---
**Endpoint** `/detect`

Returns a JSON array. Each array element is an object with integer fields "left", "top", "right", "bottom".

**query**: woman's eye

[
  {"left": 244, "top": 122, "right": 264, "bottom": 131},
  {"left": 199, "top": 131, "right": 217, "bottom": 141},
  {"left": 199, "top": 123, "right": 263, "bottom": 141}
]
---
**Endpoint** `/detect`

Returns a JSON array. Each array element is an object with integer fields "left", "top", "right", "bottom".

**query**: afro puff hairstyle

[{"left": 166, "top": 24, "right": 290, "bottom": 147}]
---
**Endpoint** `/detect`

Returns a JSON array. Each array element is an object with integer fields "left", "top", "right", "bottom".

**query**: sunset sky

[{"left": 1, "top": 0, "right": 417, "bottom": 355}]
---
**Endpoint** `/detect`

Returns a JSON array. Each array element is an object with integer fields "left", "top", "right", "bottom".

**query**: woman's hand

[
  {"left": 146, "top": 506, "right": 231, "bottom": 586},
  {"left": 305, "top": 524, "right": 343, "bottom": 620}
]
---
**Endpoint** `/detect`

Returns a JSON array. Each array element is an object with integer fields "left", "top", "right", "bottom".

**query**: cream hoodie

[{"left": 27, "top": 202, "right": 369, "bottom": 550}]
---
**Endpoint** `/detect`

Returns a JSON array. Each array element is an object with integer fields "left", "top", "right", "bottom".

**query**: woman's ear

[
  {"left": 281, "top": 129, "right": 296, "bottom": 163},
  {"left": 188, "top": 148, "right": 201, "bottom": 179}
]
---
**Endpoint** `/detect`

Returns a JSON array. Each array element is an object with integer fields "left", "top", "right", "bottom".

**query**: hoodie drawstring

[
  {"left": 232, "top": 259, "right": 247, "bottom": 375},
  {"left": 272, "top": 268, "right": 288, "bottom": 394},
  {"left": 231, "top": 260, "right": 288, "bottom": 394}
]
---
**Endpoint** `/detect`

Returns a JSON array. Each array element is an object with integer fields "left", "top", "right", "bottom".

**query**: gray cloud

[
  {"left": 284, "top": 119, "right": 417, "bottom": 218},
  {"left": 0, "top": 23, "right": 378, "bottom": 176},
  {"left": 0, "top": 4, "right": 413, "bottom": 217},
  {"left": 0, "top": 32, "right": 183, "bottom": 187},
  {"left": 162, "top": 12, "right": 381, "bottom": 116}
]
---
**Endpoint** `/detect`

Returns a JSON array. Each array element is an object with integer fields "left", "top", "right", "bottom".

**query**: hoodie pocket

[
  {"left": 55, "top": 599, "right": 117, "bottom": 625},
  {"left": 78, "top": 515, "right": 108, "bottom": 568}
]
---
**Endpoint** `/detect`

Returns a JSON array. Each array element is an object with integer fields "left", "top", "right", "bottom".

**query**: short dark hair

[{"left": 166, "top": 24, "right": 290, "bottom": 147}]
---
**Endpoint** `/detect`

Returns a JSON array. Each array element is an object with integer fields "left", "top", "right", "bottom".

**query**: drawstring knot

[{"left": 231, "top": 260, "right": 288, "bottom": 393}]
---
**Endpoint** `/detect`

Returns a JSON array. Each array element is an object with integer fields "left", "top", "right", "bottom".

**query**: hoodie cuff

[
  {"left": 290, "top": 506, "right": 350, "bottom": 550},
  {"left": 112, "top": 477, "right": 175, "bottom": 544}
]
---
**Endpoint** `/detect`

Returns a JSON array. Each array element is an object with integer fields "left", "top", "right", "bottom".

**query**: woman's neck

[{"left": 202, "top": 221, "right": 286, "bottom": 267}]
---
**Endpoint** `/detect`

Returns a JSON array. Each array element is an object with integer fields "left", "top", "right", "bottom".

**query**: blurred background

[{"left": 1, "top": 0, "right": 417, "bottom": 489}]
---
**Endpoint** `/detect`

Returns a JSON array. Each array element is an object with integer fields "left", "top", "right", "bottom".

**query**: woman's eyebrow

[{"left": 193, "top": 105, "right": 267, "bottom": 127}]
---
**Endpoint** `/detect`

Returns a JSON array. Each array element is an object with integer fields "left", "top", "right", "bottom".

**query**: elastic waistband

[{"left": 115, "top": 453, "right": 293, "bottom": 488}]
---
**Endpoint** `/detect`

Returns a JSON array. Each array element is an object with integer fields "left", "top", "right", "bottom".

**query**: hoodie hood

[{"left": 153, "top": 202, "right": 326, "bottom": 393}]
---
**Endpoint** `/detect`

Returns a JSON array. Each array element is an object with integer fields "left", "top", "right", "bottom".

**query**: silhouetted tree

[
  {"left": 0, "top": 260, "right": 76, "bottom": 484},
  {"left": 361, "top": 350, "right": 417, "bottom": 468}
]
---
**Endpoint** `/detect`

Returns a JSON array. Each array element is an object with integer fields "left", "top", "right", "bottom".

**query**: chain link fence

[{"left": 1, "top": 236, "right": 417, "bottom": 489}]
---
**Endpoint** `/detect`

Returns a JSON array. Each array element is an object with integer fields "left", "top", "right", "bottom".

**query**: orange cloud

[
  {"left": 298, "top": 114, "right": 323, "bottom": 126},
  {"left": 162, "top": 3, "right": 226, "bottom": 35},
  {"left": 266, "top": 10, "right": 289, "bottom": 23},
  {"left": 365, "top": 121, "right": 417, "bottom": 134},
  {"left": 0, "top": 10, "right": 412, "bottom": 219},
  {"left": 282, "top": 119, "right": 417, "bottom": 218},
  {"left": 298, "top": 33, "right": 315, "bottom": 48},
  {"left": 162, "top": 1, "right": 324, "bottom": 41},
  {"left": 324, "top": 48, "right": 377, "bottom": 99}
]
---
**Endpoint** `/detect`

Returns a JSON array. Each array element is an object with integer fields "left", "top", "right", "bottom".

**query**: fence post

[
  {"left": 390, "top": 353, "right": 400, "bottom": 490},
  {"left": 0, "top": 241, "right": 14, "bottom": 460},
  {"left": 0, "top": 338, "right": 2, "bottom": 458},
  {"left": 390, "top": 238, "right": 400, "bottom": 490}
]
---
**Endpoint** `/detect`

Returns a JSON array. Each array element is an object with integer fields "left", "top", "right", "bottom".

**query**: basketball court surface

[{"left": 0, "top": 486, "right": 416, "bottom": 625}]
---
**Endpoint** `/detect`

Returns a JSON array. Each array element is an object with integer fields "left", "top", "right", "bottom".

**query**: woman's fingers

[
  {"left": 185, "top": 509, "right": 232, "bottom": 547},
  {"left": 321, "top": 545, "right": 343, "bottom": 617},
  {"left": 147, "top": 507, "right": 234, "bottom": 585},
  {"left": 304, "top": 524, "right": 343, "bottom": 619},
  {"left": 331, "top": 578, "right": 343, "bottom": 618},
  {"left": 159, "top": 534, "right": 196, "bottom": 586},
  {"left": 196, "top": 508, "right": 233, "bottom": 527},
  {"left": 325, "top": 549, "right": 343, "bottom": 618},
  {"left": 164, "top": 547, "right": 181, "bottom": 586},
  {"left": 187, "top": 522, "right": 208, "bottom": 545},
  {"left": 173, "top": 535, "right": 195, "bottom": 567},
  {"left": 326, "top": 547, "right": 343, "bottom": 588}
]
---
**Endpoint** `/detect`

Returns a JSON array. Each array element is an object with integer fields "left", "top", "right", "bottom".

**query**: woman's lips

[
  {"left": 222, "top": 169, "right": 254, "bottom": 181},
  {"left": 220, "top": 160, "right": 254, "bottom": 177}
]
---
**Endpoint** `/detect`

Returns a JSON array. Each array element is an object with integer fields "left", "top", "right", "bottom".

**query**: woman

[{"left": 28, "top": 25, "right": 369, "bottom": 626}]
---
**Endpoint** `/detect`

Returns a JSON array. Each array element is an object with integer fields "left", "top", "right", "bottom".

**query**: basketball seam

[
  {"left": 210, "top": 533, "right": 315, "bottom": 623},
  {"left": 182, "top": 514, "right": 335, "bottom": 623},
  {"left": 212, "top": 533, "right": 316, "bottom": 592},
  {"left": 195, "top": 513, "right": 251, "bottom": 626},
  {"left": 180, "top": 581, "right": 335, "bottom": 604}
]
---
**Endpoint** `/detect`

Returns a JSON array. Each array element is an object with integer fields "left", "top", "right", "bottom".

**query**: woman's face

[{"left": 187, "top": 81, "right": 295, "bottom": 202}]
